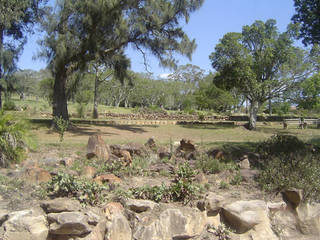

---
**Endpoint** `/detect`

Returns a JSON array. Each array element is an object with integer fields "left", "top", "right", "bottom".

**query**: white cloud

[{"left": 158, "top": 73, "right": 171, "bottom": 79}]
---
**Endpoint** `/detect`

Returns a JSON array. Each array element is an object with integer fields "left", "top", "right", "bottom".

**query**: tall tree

[
  {"left": 0, "top": 0, "right": 46, "bottom": 108},
  {"left": 292, "top": 0, "right": 320, "bottom": 45},
  {"left": 210, "top": 20, "right": 304, "bottom": 130},
  {"left": 40, "top": 0, "right": 204, "bottom": 121}
]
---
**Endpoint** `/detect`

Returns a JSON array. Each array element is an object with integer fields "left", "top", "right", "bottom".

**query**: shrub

[
  {"left": 257, "top": 135, "right": 320, "bottom": 202},
  {"left": 0, "top": 111, "right": 29, "bottom": 166},
  {"left": 53, "top": 116, "right": 69, "bottom": 142},
  {"left": 3, "top": 99, "right": 17, "bottom": 111},
  {"left": 130, "top": 163, "right": 200, "bottom": 204},
  {"left": 76, "top": 103, "right": 87, "bottom": 118},
  {"left": 45, "top": 172, "right": 104, "bottom": 205},
  {"left": 196, "top": 155, "right": 237, "bottom": 174},
  {"left": 257, "top": 134, "right": 310, "bottom": 160}
]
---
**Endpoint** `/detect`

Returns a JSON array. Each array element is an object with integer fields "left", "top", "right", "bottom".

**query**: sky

[{"left": 17, "top": 0, "right": 297, "bottom": 78}]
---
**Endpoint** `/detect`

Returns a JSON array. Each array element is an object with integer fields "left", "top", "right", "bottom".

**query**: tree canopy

[
  {"left": 292, "top": 0, "right": 320, "bottom": 45},
  {"left": 40, "top": 0, "right": 204, "bottom": 120},
  {"left": 209, "top": 19, "right": 303, "bottom": 129}
]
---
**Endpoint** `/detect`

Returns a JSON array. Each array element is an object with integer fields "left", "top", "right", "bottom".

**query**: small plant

[
  {"left": 196, "top": 155, "right": 237, "bottom": 174},
  {"left": 198, "top": 112, "right": 205, "bottom": 121},
  {"left": 230, "top": 171, "right": 242, "bottom": 185},
  {"left": 53, "top": 116, "right": 69, "bottom": 142},
  {"left": 219, "top": 181, "right": 229, "bottom": 189},
  {"left": 130, "top": 163, "right": 200, "bottom": 204},
  {"left": 3, "top": 99, "right": 17, "bottom": 111},
  {"left": 208, "top": 224, "right": 232, "bottom": 240},
  {"left": 45, "top": 172, "right": 104, "bottom": 205},
  {"left": 0, "top": 111, "right": 29, "bottom": 166}
]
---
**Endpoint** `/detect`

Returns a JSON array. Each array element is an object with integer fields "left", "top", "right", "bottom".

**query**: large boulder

[
  {"left": 222, "top": 200, "right": 269, "bottom": 233},
  {"left": 23, "top": 167, "right": 52, "bottom": 184},
  {"left": 47, "top": 211, "right": 91, "bottom": 236},
  {"left": 133, "top": 208, "right": 208, "bottom": 240},
  {"left": 125, "top": 199, "right": 158, "bottom": 213},
  {"left": 41, "top": 198, "right": 82, "bottom": 213},
  {"left": 106, "top": 213, "right": 132, "bottom": 240},
  {"left": 1, "top": 209, "right": 48, "bottom": 240},
  {"left": 87, "top": 134, "right": 109, "bottom": 161},
  {"left": 282, "top": 188, "right": 303, "bottom": 209}
]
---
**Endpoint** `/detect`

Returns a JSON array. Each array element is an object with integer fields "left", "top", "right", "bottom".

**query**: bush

[
  {"left": 257, "top": 135, "right": 320, "bottom": 202},
  {"left": 130, "top": 163, "right": 200, "bottom": 204},
  {"left": 0, "top": 111, "right": 29, "bottom": 166},
  {"left": 53, "top": 116, "right": 69, "bottom": 142},
  {"left": 3, "top": 99, "right": 17, "bottom": 111},
  {"left": 257, "top": 134, "right": 311, "bottom": 160},
  {"left": 257, "top": 154, "right": 320, "bottom": 202},
  {"left": 45, "top": 172, "right": 104, "bottom": 205},
  {"left": 196, "top": 155, "right": 237, "bottom": 174},
  {"left": 76, "top": 103, "right": 87, "bottom": 118}
]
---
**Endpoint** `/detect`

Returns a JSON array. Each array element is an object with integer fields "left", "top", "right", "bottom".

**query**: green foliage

[
  {"left": 45, "top": 172, "right": 104, "bottom": 205},
  {"left": 257, "top": 135, "right": 320, "bottom": 202},
  {"left": 0, "top": 111, "right": 29, "bottom": 165},
  {"left": 0, "top": 174, "right": 24, "bottom": 196},
  {"left": 257, "top": 134, "right": 310, "bottom": 160},
  {"left": 292, "top": 0, "right": 320, "bottom": 45},
  {"left": 219, "top": 181, "right": 229, "bottom": 189},
  {"left": 76, "top": 103, "right": 87, "bottom": 119},
  {"left": 38, "top": 78, "right": 54, "bottom": 104},
  {"left": 210, "top": 19, "right": 302, "bottom": 129},
  {"left": 297, "top": 73, "right": 320, "bottom": 111},
  {"left": 131, "top": 163, "right": 200, "bottom": 204},
  {"left": 257, "top": 154, "right": 320, "bottom": 202},
  {"left": 3, "top": 98, "right": 17, "bottom": 111},
  {"left": 230, "top": 171, "right": 243, "bottom": 185},
  {"left": 53, "top": 116, "right": 69, "bottom": 142},
  {"left": 196, "top": 155, "right": 237, "bottom": 174},
  {"left": 207, "top": 224, "right": 232, "bottom": 240}
]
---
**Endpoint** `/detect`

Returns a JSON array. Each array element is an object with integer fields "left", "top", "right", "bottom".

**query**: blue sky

[{"left": 18, "top": 0, "right": 296, "bottom": 78}]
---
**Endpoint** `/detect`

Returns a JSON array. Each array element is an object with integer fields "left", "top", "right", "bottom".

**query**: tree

[
  {"left": 40, "top": 0, "right": 204, "bottom": 121},
  {"left": 210, "top": 19, "right": 303, "bottom": 130},
  {"left": 296, "top": 73, "right": 320, "bottom": 111},
  {"left": 0, "top": 0, "right": 47, "bottom": 108},
  {"left": 292, "top": 0, "right": 320, "bottom": 45}
]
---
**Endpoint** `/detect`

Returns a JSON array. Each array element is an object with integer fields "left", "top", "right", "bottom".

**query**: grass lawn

[{"left": 31, "top": 122, "right": 320, "bottom": 154}]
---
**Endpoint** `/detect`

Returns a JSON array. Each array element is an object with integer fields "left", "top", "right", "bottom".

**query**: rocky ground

[{"left": 0, "top": 135, "right": 319, "bottom": 240}]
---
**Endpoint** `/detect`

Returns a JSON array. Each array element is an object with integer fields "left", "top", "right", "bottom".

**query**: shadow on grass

[{"left": 180, "top": 122, "right": 236, "bottom": 130}]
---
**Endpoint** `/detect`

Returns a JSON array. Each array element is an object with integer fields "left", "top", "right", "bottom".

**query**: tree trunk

[
  {"left": 268, "top": 98, "right": 272, "bottom": 116},
  {"left": 248, "top": 100, "right": 259, "bottom": 130},
  {"left": 93, "top": 75, "right": 99, "bottom": 119},
  {"left": 52, "top": 69, "right": 69, "bottom": 121}
]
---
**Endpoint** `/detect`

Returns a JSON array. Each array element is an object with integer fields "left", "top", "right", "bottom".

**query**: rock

[
  {"left": 82, "top": 220, "right": 107, "bottom": 240},
  {"left": 222, "top": 200, "right": 268, "bottom": 233},
  {"left": 59, "top": 157, "right": 74, "bottom": 167},
  {"left": 43, "top": 157, "right": 60, "bottom": 167},
  {"left": 282, "top": 188, "right": 303, "bottom": 208},
  {"left": 239, "top": 169, "right": 259, "bottom": 182},
  {"left": 239, "top": 158, "right": 250, "bottom": 169},
  {"left": 296, "top": 203, "right": 320, "bottom": 235},
  {"left": 23, "top": 167, "right": 52, "bottom": 184},
  {"left": 202, "top": 193, "right": 224, "bottom": 216},
  {"left": 178, "top": 139, "right": 196, "bottom": 152},
  {"left": 94, "top": 174, "right": 121, "bottom": 185},
  {"left": 145, "top": 137, "right": 157, "bottom": 150},
  {"left": 122, "top": 143, "right": 148, "bottom": 157},
  {"left": 106, "top": 213, "right": 132, "bottom": 240},
  {"left": 2, "top": 209, "right": 48, "bottom": 240},
  {"left": 126, "top": 199, "right": 157, "bottom": 213},
  {"left": 82, "top": 166, "right": 97, "bottom": 179},
  {"left": 47, "top": 212, "right": 91, "bottom": 236},
  {"left": 103, "top": 202, "right": 124, "bottom": 221},
  {"left": 133, "top": 208, "right": 207, "bottom": 240},
  {"left": 207, "top": 149, "right": 225, "bottom": 160},
  {"left": 267, "top": 201, "right": 286, "bottom": 213},
  {"left": 112, "top": 149, "right": 132, "bottom": 166},
  {"left": 41, "top": 198, "right": 81, "bottom": 213},
  {"left": 87, "top": 134, "right": 109, "bottom": 161},
  {"left": 0, "top": 210, "right": 8, "bottom": 225}
]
